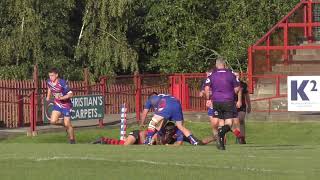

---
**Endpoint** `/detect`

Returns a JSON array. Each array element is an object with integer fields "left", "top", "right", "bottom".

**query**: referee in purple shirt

[{"left": 205, "top": 58, "right": 240, "bottom": 150}]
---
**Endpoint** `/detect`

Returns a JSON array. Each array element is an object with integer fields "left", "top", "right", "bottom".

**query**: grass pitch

[{"left": 1, "top": 121, "right": 320, "bottom": 180}]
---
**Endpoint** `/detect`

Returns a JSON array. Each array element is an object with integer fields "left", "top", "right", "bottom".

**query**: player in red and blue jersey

[
  {"left": 140, "top": 93, "right": 199, "bottom": 145},
  {"left": 46, "top": 68, "right": 76, "bottom": 144}
]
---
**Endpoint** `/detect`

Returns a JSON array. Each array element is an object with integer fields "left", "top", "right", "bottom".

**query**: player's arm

[
  {"left": 245, "top": 93, "right": 251, "bottom": 113},
  {"left": 140, "top": 99, "right": 152, "bottom": 127},
  {"left": 59, "top": 81, "right": 73, "bottom": 100},
  {"left": 204, "top": 86, "right": 210, "bottom": 100},
  {"left": 46, "top": 88, "right": 51, "bottom": 101},
  {"left": 232, "top": 73, "right": 241, "bottom": 94},
  {"left": 236, "top": 87, "right": 242, "bottom": 108},
  {"left": 204, "top": 77, "right": 212, "bottom": 108},
  {"left": 59, "top": 91, "right": 73, "bottom": 100},
  {"left": 234, "top": 85, "right": 240, "bottom": 94},
  {"left": 140, "top": 108, "right": 149, "bottom": 127},
  {"left": 199, "top": 80, "right": 206, "bottom": 97}
]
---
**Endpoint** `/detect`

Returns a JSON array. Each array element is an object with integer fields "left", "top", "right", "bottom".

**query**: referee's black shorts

[{"left": 213, "top": 101, "right": 236, "bottom": 120}]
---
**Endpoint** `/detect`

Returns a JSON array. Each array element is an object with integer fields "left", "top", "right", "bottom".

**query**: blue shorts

[
  {"left": 155, "top": 100, "right": 184, "bottom": 121},
  {"left": 53, "top": 105, "right": 72, "bottom": 117},
  {"left": 208, "top": 107, "right": 218, "bottom": 117}
]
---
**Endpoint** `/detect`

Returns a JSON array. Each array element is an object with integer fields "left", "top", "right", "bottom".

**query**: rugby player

[
  {"left": 140, "top": 93, "right": 199, "bottom": 145},
  {"left": 233, "top": 72, "right": 251, "bottom": 144},
  {"left": 201, "top": 70, "right": 220, "bottom": 143},
  {"left": 205, "top": 58, "right": 241, "bottom": 150},
  {"left": 93, "top": 122, "right": 202, "bottom": 145},
  {"left": 46, "top": 68, "right": 76, "bottom": 144}
]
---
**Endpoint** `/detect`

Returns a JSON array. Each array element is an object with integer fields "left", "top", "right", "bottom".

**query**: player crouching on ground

[
  {"left": 92, "top": 121, "right": 206, "bottom": 145},
  {"left": 46, "top": 68, "right": 76, "bottom": 144},
  {"left": 140, "top": 92, "right": 199, "bottom": 145},
  {"left": 92, "top": 122, "right": 176, "bottom": 145}
]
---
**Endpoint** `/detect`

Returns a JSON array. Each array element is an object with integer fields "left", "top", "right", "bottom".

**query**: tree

[
  {"left": 0, "top": 0, "right": 42, "bottom": 79},
  {"left": 74, "top": 0, "right": 138, "bottom": 79},
  {"left": 142, "top": 0, "right": 219, "bottom": 73},
  {"left": 215, "top": 0, "right": 300, "bottom": 71}
]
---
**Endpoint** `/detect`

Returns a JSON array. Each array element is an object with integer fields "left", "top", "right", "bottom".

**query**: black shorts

[
  {"left": 237, "top": 105, "right": 247, "bottom": 112},
  {"left": 128, "top": 130, "right": 140, "bottom": 144},
  {"left": 213, "top": 101, "right": 236, "bottom": 120}
]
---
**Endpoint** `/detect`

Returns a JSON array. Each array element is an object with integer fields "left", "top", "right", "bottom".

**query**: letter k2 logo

[{"left": 291, "top": 80, "right": 309, "bottom": 101}]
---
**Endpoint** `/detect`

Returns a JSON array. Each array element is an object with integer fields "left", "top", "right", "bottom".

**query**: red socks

[
  {"left": 233, "top": 129, "right": 241, "bottom": 138},
  {"left": 101, "top": 137, "right": 121, "bottom": 145}
]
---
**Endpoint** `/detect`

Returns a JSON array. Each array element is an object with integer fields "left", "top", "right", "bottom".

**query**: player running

[
  {"left": 205, "top": 58, "right": 241, "bottom": 150},
  {"left": 46, "top": 68, "right": 76, "bottom": 144},
  {"left": 140, "top": 93, "right": 199, "bottom": 145}
]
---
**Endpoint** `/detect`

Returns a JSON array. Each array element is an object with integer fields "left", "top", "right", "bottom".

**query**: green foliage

[
  {"left": 215, "top": 0, "right": 300, "bottom": 71},
  {"left": 75, "top": 0, "right": 138, "bottom": 78},
  {"left": 0, "top": 0, "right": 302, "bottom": 79},
  {"left": 0, "top": 0, "right": 42, "bottom": 67},
  {"left": 0, "top": 63, "right": 32, "bottom": 79},
  {"left": 142, "top": 0, "right": 218, "bottom": 73}
]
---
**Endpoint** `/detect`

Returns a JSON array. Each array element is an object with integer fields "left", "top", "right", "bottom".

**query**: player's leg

[
  {"left": 208, "top": 108, "right": 219, "bottom": 142},
  {"left": 213, "top": 103, "right": 226, "bottom": 149},
  {"left": 123, "top": 130, "right": 140, "bottom": 146},
  {"left": 145, "top": 114, "right": 164, "bottom": 145},
  {"left": 50, "top": 106, "right": 62, "bottom": 125},
  {"left": 123, "top": 135, "right": 137, "bottom": 146},
  {"left": 93, "top": 137, "right": 122, "bottom": 145},
  {"left": 63, "top": 117, "right": 75, "bottom": 144},
  {"left": 175, "top": 121, "right": 199, "bottom": 145},
  {"left": 62, "top": 108, "right": 75, "bottom": 144},
  {"left": 200, "top": 136, "right": 215, "bottom": 145},
  {"left": 231, "top": 110, "right": 242, "bottom": 143},
  {"left": 216, "top": 102, "right": 235, "bottom": 150},
  {"left": 238, "top": 111, "right": 247, "bottom": 144},
  {"left": 171, "top": 102, "right": 199, "bottom": 145}
]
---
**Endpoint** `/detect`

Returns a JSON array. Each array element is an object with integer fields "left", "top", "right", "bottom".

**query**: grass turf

[{"left": 1, "top": 121, "right": 320, "bottom": 180}]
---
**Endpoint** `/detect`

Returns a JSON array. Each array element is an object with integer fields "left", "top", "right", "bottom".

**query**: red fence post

[
  {"left": 169, "top": 76, "right": 174, "bottom": 95},
  {"left": 170, "top": 75, "right": 182, "bottom": 101},
  {"left": 84, "top": 68, "right": 90, "bottom": 95},
  {"left": 134, "top": 74, "right": 141, "bottom": 122},
  {"left": 266, "top": 36, "right": 271, "bottom": 71},
  {"left": 308, "top": 0, "right": 313, "bottom": 42},
  {"left": 248, "top": 46, "right": 254, "bottom": 94},
  {"left": 304, "top": 3, "right": 308, "bottom": 39},
  {"left": 17, "top": 95, "right": 23, "bottom": 127},
  {"left": 99, "top": 77, "right": 107, "bottom": 128},
  {"left": 33, "top": 65, "right": 40, "bottom": 124},
  {"left": 276, "top": 75, "right": 280, "bottom": 97},
  {"left": 29, "top": 91, "right": 36, "bottom": 135},
  {"left": 181, "top": 75, "right": 188, "bottom": 110},
  {"left": 284, "top": 20, "right": 289, "bottom": 65}
]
